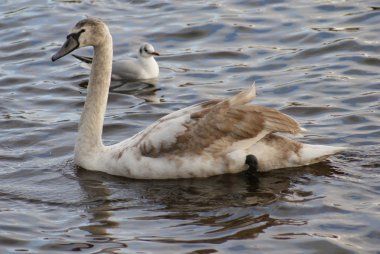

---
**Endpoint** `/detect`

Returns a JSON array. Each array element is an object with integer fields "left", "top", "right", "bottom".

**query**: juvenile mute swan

[
  {"left": 72, "top": 42, "right": 159, "bottom": 80},
  {"left": 52, "top": 18, "right": 345, "bottom": 179}
]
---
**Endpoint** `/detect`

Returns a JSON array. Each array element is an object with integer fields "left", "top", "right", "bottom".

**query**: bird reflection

[
  {"left": 110, "top": 79, "right": 162, "bottom": 103},
  {"left": 73, "top": 159, "right": 342, "bottom": 245},
  {"left": 78, "top": 78, "right": 162, "bottom": 103}
]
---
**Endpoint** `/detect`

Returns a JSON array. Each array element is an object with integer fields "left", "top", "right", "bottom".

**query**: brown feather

[{"left": 140, "top": 86, "right": 302, "bottom": 157}]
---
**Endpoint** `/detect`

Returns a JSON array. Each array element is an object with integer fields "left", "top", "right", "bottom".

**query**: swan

[
  {"left": 51, "top": 18, "right": 346, "bottom": 179},
  {"left": 72, "top": 42, "right": 159, "bottom": 80}
]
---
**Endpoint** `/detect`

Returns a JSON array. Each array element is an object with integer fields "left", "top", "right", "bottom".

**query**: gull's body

[
  {"left": 72, "top": 42, "right": 159, "bottom": 80},
  {"left": 52, "top": 18, "right": 346, "bottom": 179}
]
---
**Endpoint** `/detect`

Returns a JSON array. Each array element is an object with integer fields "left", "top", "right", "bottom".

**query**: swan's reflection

[{"left": 75, "top": 160, "right": 341, "bottom": 248}]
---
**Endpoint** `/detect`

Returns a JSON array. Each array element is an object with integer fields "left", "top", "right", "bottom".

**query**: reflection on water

[
  {"left": 79, "top": 78, "right": 162, "bottom": 103},
  {"left": 111, "top": 80, "right": 163, "bottom": 103},
  {"left": 0, "top": 0, "right": 379, "bottom": 253},
  {"left": 33, "top": 160, "right": 356, "bottom": 253}
]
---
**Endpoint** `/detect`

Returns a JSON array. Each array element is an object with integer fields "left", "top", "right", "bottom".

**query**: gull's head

[
  {"left": 52, "top": 18, "right": 111, "bottom": 62},
  {"left": 139, "top": 43, "right": 159, "bottom": 58}
]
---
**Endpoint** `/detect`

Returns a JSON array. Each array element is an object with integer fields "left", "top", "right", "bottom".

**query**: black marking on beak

[{"left": 51, "top": 29, "right": 85, "bottom": 62}]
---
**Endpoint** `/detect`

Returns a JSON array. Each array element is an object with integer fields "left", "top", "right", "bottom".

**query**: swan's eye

[
  {"left": 76, "top": 29, "right": 85, "bottom": 37},
  {"left": 70, "top": 29, "right": 86, "bottom": 40}
]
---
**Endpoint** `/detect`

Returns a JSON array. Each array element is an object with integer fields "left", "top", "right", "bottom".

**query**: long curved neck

[{"left": 75, "top": 35, "right": 113, "bottom": 158}]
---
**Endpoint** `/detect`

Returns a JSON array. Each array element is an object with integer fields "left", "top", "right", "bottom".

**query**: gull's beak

[
  {"left": 52, "top": 34, "right": 80, "bottom": 62},
  {"left": 150, "top": 51, "right": 160, "bottom": 56}
]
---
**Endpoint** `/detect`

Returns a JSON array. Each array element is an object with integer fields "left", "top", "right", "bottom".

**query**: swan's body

[
  {"left": 72, "top": 42, "right": 159, "bottom": 80},
  {"left": 52, "top": 18, "right": 346, "bottom": 179}
]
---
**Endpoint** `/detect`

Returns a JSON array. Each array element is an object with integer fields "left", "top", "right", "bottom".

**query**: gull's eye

[{"left": 144, "top": 47, "right": 148, "bottom": 52}]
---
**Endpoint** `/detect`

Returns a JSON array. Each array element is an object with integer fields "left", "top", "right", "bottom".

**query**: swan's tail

[
  {"left": 249, "top": 134, "right": 347, "bottom": 171},
  {"left": 298, "top": 143, "right": 347, "bottom": 165}
]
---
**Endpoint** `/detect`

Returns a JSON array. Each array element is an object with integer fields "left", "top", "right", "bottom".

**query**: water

[{"left": 1, "top": 0, "right": 379, "bottom": 253}]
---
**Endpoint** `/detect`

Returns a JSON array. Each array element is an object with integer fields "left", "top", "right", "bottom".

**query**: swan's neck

[{"left": 75, "top": 35, "right": 113, "bottom": 162}]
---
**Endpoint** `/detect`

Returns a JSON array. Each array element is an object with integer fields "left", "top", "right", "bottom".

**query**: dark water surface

[{"left": 1, "top": 0, "right": 380, "bottom": 253}]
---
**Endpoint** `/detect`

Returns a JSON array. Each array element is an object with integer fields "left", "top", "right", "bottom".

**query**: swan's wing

[
  {"left": 184, "top": 104, "right": 302, "bottom": 155},
  {"left": 127, "top": 99, "right": 221, "bottom": 152},
  {"left": 131, "top": 85, "right": 303, "bottom": 157}
]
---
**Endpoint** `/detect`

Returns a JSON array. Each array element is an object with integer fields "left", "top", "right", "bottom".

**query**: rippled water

[{"left": 1, "top": 0, "right": 379, "bottom": 253}]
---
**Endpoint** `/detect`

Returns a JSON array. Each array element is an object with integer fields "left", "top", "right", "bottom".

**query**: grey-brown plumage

[{"left": 139, "top": 86, "right": 302, "bottom": 158}]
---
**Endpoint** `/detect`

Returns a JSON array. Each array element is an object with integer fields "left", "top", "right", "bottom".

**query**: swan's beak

[{"left": 52, "top": 34, "right": 80, "bottom": 62}]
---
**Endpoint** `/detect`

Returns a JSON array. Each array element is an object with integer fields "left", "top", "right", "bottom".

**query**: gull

[{"left": 72, "top": 42, "right": 159, "bottom": 80}]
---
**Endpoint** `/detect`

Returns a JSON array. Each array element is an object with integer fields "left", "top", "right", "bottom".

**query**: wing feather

[{"left": 134, "top": 85, "right": 302, "bottom": 157}]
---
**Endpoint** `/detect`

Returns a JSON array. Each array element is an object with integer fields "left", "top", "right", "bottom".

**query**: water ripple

[{"left": 0, "top": 0, "right": 379, "bottom": 253}]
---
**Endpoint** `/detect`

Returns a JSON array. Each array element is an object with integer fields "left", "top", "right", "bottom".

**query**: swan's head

[
  {"left": 52, "top": 18, "right": 110, "bottom": 62},
  {"left": 139, "top": 43, "right": 159, "bottom": 58}
]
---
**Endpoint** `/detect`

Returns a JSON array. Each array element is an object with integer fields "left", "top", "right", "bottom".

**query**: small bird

[
  {"left": 72, "top": 42, "right": 159, "bottom": 80},
  {"left": 52, "top": 18, "right": 346, "bottom": 179}
]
